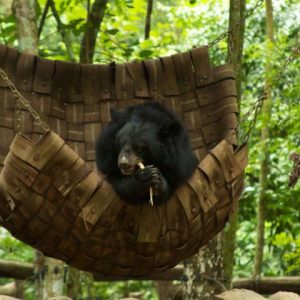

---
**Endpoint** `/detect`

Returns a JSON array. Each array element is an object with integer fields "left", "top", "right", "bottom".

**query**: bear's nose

[
  {"left": 118, "top": 162, "right": 131, "bottom": 170},
  {"left": 118, "top": 162, "right": 135, "bottom": 175}
]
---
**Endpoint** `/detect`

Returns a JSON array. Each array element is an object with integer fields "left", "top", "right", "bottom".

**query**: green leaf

[
  {"left": 123, "top": 48, "right": 134, "bottom": 57},
  {"left": 106, "top": 28, "right": 119, "bottom": 35},
  {"left": 139, "top": 49, "right": 153, "bottom": 58}
]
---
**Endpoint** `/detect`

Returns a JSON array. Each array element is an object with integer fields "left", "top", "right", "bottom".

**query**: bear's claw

[{"left": 136, "top": 165, "right": 162, "bottom": 190}]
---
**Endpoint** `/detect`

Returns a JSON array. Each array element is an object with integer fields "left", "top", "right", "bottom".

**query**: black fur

[{"left": 95, "top": 102, "right": 198, "bottom": 205}]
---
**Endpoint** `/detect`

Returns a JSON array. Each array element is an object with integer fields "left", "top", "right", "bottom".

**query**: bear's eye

[{"left": 135, "top": 143, "right": 147, "bottom": 153}]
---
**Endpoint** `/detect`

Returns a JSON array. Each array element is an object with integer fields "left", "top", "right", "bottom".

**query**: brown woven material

[{"left": 0, "top": 44, "right": 247, "bottom": 278}]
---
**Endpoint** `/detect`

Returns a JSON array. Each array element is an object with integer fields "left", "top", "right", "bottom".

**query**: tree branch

[
  {"left": 0, "top": 259, "right": 300, "bottom": 295},
  {"left": 0, "top": 259, "right": 34, "bottom": 280},
  {"left": 0, "top": 282, "right": 17, "bottom": 296},
  {"left": 80, "top": 0, "right": 109, "bottom": 63},
  {"left": 144, "top": 0, "right": 154, "bottom": 40},
  {"left": 38, "top": 0, "right": 51, "bottom": 37},
  {"left": 48, "top": 0, "right": 75, "bottom": 61}
]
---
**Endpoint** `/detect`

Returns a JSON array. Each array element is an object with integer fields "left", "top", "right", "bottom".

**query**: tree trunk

[
  {"left": 0, "top": 0, "right": 13, "bottom": 15},
  {"left": 80, "top": 0, "right": 109, "bottom": 63},
  {"left": 34, "top": 250, "right": 46, "bottom": 300},
  {"left": 12, "top": 3, "right": 41, "bottom": 296},
  {"left": 12, "top": 6, "right": 74, "bottom": 299},
  {"left": 183, "top": 235, "right": 225, "bottom": 299},
  {"left": 253, "top": 0, "right": 274, "bottom": 277},
  {"left": 155, "top": 281, "right": 179, "bottom": 300},
  {"left": 144, "top": 0, "right": 154, "bottom": 40},
  {"left": 223, "top": 0, "right": 246, "bottom": 289},
  {"left": 42, "top": 258, "right": 65, "bottom": 299},
  {"left": 34, "top": 254, "right": 66, "bottom": 300},
  {"left": 66, "top": 267, "right": 81, "bottom": 298},
  {"left": 227, "top": 0, "right": 246, "bottom": 102},
  {"left": 14, "top": 281, "right": 24, "bottom": 299},
  {"left": 12, "top": 0, "right": 38, "bottom": 54}
]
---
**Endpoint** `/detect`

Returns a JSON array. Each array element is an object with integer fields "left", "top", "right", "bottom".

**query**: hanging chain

[
  {"left": 15, "top": 95, "right": 22, "bottom": 133},
  {"left": 289, "top": 152, "right": 300, "bottom": 188},
  {"left": 207, "top": 0, "right": 265, "bottom": 142},
  {"left": 210, "top": 0, "right": 300, "bottom": 144},
  {"left": 208, "top": 0, "right": 265, "bottom": 49},
  {"left": 233, "top": 33, "right": 300, "bottom": 144},
  {"left": 235, "top": 93, "right": 266, "bottom": 144},
  {"left": 0, "top": 67, "right": 50, "bottom": 133}
]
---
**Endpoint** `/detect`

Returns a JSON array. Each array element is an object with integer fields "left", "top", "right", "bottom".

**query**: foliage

[
  {"left": 0, "top": 228, "right": 34, "bottom": 262},
  {"left": 235, "top": 0, "right": 300, "bottom": 277},
  {"left": 89, "top": 281, "right": 158, "bottom": 300},
  {"left": 0, "top": 0, "right": 299, "bottom": 297}
]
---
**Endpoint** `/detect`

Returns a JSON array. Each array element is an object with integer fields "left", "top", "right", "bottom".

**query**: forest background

[{"left": 0, "top": 0, "right": 299, "bottom": 299}]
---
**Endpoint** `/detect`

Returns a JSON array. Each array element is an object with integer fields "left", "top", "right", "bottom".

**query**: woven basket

[{"left": 0, "top": 44, "right": 247, "bottom": 278}]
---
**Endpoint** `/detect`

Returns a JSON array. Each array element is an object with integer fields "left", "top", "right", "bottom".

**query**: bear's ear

[
  {"left": 110, "top": 108, "right": 127, "bottom": 123},
  {"left": 159, "top": 120, "right": 182, "bottom": 139},
  {"left": 110, "top": 108, "right": 118, "bottom": 121}
]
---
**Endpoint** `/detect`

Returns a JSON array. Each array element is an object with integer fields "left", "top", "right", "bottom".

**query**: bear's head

[{"left": 112, "top": 104, "right": 183, "bottom": 176}]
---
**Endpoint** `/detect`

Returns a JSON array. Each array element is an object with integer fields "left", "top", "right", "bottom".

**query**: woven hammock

[{"left": 0, "top": 44, "right": 247, "bottom": 278}]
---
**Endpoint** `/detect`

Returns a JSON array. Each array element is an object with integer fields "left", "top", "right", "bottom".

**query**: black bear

[{"left": 95, "top": 102, "right": 198, "bottom": 205}]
